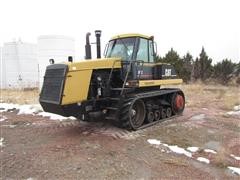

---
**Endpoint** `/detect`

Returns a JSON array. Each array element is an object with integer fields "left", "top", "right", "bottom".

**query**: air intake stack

[{"left": 95, "top": 30, "right": 102, "bottom": 58}]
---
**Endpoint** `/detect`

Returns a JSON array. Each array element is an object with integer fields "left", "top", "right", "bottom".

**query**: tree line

[{"left": 155, "top": 47, "right": 240, "bottom": 85}]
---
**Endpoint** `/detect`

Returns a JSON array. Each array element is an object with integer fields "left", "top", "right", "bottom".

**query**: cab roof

[{"left": 110, "top": 33, "right": 152, "bottom": 40}]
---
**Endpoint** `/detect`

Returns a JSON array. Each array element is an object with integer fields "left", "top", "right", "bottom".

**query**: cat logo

[
  {"left": 165, "top": 69, "right": 172, "bottom": 76},
  {"left": 137, "top": 70, "right": 144, "bottom": 75}
]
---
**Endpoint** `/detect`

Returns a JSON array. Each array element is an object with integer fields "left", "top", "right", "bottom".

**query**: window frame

[
  {"left": 148, "top": 40, "right": 154, "bottom": 63},
  {"left": 136, "top": 37, "right": 155, "bottom": 63},
  {"left": 105, "top": 37, "right": 137, "bottom": 60}
]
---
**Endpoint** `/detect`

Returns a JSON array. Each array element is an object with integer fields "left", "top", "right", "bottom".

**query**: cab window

[
  {"left": 149, "top": 41, "right": 154, "bottom": 62},
  {"left": 137, "top": 38, "right": 155, "bottom": 63},
  {"left": 106, "top": 38, "right": 135, "bottom": 60},
  {"left": 136, "top": 38, "right": 149, "bottom": 62}
]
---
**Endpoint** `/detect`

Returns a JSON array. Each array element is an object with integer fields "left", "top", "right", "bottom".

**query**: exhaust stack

[
  {"left": 95, "top": 30, "right": 102, "bottom": 58},
  {"left": 85, "top": 32, "right": 92, "bottom": 59}
]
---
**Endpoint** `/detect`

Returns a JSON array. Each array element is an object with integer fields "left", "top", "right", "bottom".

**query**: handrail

[
  {"left": 107, "top": 59, "right": 145, "bottom": 95},
  {"left": 120, "top": 60, "right": 144, "bottom": 95},
  {"left": 107, "top": 59, "right": 121, "bottom": 89},
  {"left": 120, "top": 60, "right": 133, "bottom": 95}
]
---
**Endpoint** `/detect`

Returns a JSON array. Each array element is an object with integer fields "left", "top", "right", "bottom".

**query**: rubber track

[{"left": 119, "top": 88, "right": 183, "bottom": 130}]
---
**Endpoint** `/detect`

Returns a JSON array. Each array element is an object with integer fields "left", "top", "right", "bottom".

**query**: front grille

[{"left": 40, "top": 64, "right": 68, "bottom": 104}]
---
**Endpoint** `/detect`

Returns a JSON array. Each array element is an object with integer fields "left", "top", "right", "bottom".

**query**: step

[
  {"left": 106, "top": 107, "right": 118, "bottom": 111},
  {"left": 111, "top": 88, "right": 132, "bottom": 91},
  {"left": 105, "top": 116, "right": 116, "bottom": 120},
  {"left": 109, "top": 97, "right": 120, "bottom": 101},
  {"left": 111, "top": 88, "right": 135, "bottom": 93}
]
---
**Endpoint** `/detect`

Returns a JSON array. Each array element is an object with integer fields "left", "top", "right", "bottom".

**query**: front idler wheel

[{"left": 129, "top": 99, "right": 146, "bottom": 130}]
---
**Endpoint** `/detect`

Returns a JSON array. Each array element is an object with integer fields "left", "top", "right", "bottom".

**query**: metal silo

[
  {"left": 1, "top": 40, "right": 38, "bottom": 89},
  {"left": 37, "top": 35, "right": 75, "bottom": 88},
  {"left": 0, "top": 46, "right": 5, "bottom": 88}
]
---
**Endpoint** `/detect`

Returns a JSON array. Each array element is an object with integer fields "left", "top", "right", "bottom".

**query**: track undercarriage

[{"left": 105, "top": 88, "right": 185, "bottom": 130}]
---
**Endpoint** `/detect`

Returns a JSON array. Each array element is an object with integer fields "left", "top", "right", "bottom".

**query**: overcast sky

[{"left": 0, "top": 0, "right": 239, "bottom": 63}]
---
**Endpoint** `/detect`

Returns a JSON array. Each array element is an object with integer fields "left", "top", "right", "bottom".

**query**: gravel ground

[{"left": 0, "top": 84, "right": 240, "bottom": 179}]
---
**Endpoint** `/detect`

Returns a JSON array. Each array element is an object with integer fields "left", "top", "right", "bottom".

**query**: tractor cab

[
  {"left": 105, "top": 34, "right": 155, "bottom": 63},
  {"left": 105, "top": 34, "right": 177, "bottom": 81}
]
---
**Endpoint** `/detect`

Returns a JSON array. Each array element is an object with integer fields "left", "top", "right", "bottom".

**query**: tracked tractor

[{"left": 39, "top": 31, "right": 185, "bottom": 130}]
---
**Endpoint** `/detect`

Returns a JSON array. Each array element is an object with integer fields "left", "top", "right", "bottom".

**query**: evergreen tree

[
  {"left": 193, "top": 57, "right": 200, "bottom": 80},
  {"left": 154, "top": 47, "right": 239, "bottom": 85},
  {"left": 213, "top": 59, "right": 236, "bottom": 84},
  {"left": 198, "top": 47, "right": 213, "bottom": 81},
  {"left": 180, "top": 52, "right": 193, "bottom": 82},
  {"left": 155, "top": 55, "right": 163, "bottom": 62}
]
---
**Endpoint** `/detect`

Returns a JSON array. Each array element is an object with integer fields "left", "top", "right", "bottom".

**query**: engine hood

[{"left": 65, "top": 57, "right": 122, "bottom": 72}]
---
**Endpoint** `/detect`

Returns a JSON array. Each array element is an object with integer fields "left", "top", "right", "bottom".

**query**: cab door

[{"left": 134, "top": 38, "right": 155, "bottom": 80}]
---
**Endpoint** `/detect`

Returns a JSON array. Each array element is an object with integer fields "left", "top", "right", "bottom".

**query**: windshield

[{"left": 106, "top": 37, "right": 136, "bottom": 60}]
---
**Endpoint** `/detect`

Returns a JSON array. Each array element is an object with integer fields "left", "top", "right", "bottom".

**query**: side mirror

[{"left": 154, "top": 41, "right": 157, "bottom": 56}]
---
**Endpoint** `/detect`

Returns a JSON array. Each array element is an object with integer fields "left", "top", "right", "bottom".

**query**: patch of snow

[
  {"left": 147, "top": 139, "right": 192, "bottom": 157},
  {"left": 0, "top": 137, "right": 4, "bottom": 147},
  {"left": 187, "top": 147, "right": 199, "bottom": 152},
  {"left": 197, "top": 157, "right": 210, "bottom": 164},
  {"left": 68, "top": 116, "right": 77, "bottom": 120},
  {"left": 204, "top": 149, "right": 217, "bottom": 154},
  {"left": 228, "top": 166, "right": 240, "bottom": 175},
  {"left": 26, "top": 178, "right": 36, "bottom": 180},
  {"left": 0, "top": 103, "right": 42, "bottom": 114},
  {"left": 226, "top": 105, "right": 240, "bottom": 116},
  {"left": 147, "top": 139, "right": 161, "bottom": 145},
  {"left": 226, "top": 111, "right": 240, "bottom": 116},
  {"left": 0, "top": 116, "right": 7, "bottom": 122},
  {"left": 231, "top": 154, "right": 240, "bottom": 161},
  {"left": 190, "top": 114, "right": 205, "bottom": 121},
  {"left": 0, "top": 103, "right": 20, "bottom": 112},
  {"left": 38, "top": 112, "right": 68, "bottom": 120},
  {"left": 233, "top": 105, "right": 240, "bottom": 111},
  {"left": 164, "top": 145, "right": 192, "bottom": 157},
  {"left": 0, "top": 103, "right": 76, "bottom": 121},
  {"left": 1, "top": 124, "right": 17, "bottom": 128},
  {"left": 38, "top": 112, "right": 76, "bottom": 121},
  {"left": 17, "top": 104, "right": 42, "bottom": 115}
]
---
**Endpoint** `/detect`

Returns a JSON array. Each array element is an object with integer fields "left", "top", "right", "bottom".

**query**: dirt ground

[{"left": 0, "top": 84, "right": 240, "bottom": 179}]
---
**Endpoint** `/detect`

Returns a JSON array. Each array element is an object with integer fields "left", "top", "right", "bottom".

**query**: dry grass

[
  {"left": 163, "top": 82, "right": 240, "bottom": 110},
  {"left": 0, "top": 88, "right": 39, "bottom": 104},
  {"left": 0, "top": 83, "right": 239, "bottom": 109},
  {"left": 212, "top": 147, "right": 232, "bottom": 169}
]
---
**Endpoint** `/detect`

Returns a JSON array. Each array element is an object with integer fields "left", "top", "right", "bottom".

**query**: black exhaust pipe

[
  {"left": 85, "top": 32, "right": 92, "bottom": 59},
  {"left": 95, "top": 30, "right": 102, "bottom": 58}
]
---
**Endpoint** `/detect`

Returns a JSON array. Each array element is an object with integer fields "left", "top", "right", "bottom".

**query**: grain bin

[
  {"left": 37, "top": 35, "right": 75, "bottom": 89},
  {"left": 0, "top": 46, "right": 5, "bottom": 88},
  {"left": 1, "top": 40, "right": 38, "bottom": 89}
]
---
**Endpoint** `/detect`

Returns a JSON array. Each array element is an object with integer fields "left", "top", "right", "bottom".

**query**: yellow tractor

[{"left": 39, "top": 31, "right": 185, "bottom": 130}]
